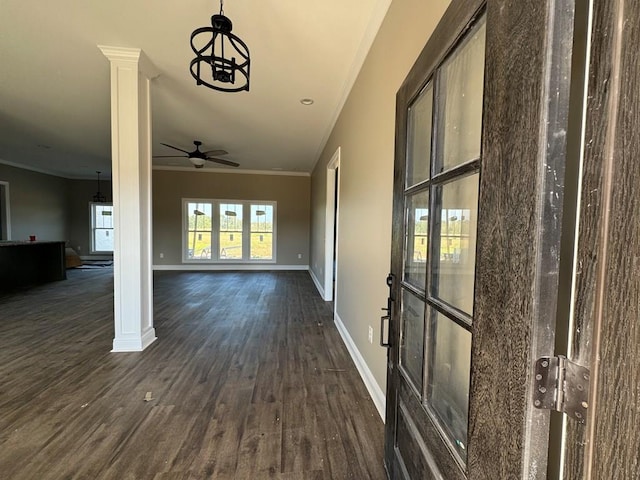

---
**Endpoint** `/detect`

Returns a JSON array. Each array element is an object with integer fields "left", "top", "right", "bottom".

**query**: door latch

[
  {"left": 533, "top": 355, "right": 590, "bottom": 424},
  {"left": 380, "top": 273, "right": 394, "bottom": 347}
]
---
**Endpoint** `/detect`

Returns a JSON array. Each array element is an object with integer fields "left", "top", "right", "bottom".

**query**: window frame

[
  {"left": 90, "top": 202, "right": 114, "bottom": 254},
  {"left": 181, "top": 198, "right": 277, "bottom": 264}
]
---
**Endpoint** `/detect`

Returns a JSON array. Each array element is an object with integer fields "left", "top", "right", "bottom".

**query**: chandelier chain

[{"left": 219, "top": 0, "right": 224, "bottom": 15}]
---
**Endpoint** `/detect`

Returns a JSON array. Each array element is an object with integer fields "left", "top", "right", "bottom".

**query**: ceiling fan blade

[
  {"left": 202, "top": 149, "right": 229, "bottom": 156},
  {"left": 160, "top": 143, "right": 191, "bottom": 154},
  {"left": 206, "top": 157, "right": 240, "bottom": 167},
  {"left": 153, "top": 155, "right": 188, "bottom": 158}
]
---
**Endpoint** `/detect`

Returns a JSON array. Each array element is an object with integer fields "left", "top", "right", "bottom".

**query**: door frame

[{"left": 0, "top": 181, "right": 11, "bottom": 241}]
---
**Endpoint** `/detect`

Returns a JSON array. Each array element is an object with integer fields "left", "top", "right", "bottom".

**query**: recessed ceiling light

[{"left": 300, "top": 98, "right": 314, "bottom": 106}]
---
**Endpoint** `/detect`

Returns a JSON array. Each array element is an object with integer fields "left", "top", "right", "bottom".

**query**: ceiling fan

[{"left": 154, "top": 140, "right": 239, "bottom": 168}]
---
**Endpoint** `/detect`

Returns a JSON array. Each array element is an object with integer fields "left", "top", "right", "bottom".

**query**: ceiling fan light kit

[
  {"left": 190, "top": 158, "right": 206, "bottom": 169},
  {"left": 190, "top": 0, "right": 250, "bottom": 92}
]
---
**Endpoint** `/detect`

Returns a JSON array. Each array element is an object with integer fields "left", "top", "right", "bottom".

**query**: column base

[{"left": 111, "top": 327, "right": 157, "bottom": 352}]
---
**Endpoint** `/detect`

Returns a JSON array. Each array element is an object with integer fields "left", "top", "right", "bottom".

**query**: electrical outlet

[
  {"left": 368, "top": 325, "right": 374, "bottom": 344},
  {"left": 297, "top": 253, "right": 302, "bottom": 259},
  {"left": 159, "top": 253, "right": 164, "bottom": 259}
]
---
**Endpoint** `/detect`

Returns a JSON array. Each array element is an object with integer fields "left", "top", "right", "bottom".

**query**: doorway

[
  {"left": 324, "top": 147, "right": 340, "bottom": 303},
  {"left": 0, "top": 181, "right": 11, "bottom": 241}
]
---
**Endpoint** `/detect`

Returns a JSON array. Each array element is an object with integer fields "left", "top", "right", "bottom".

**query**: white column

[{"left": 99, "top": 46, "right": 157, "bottom": 352}]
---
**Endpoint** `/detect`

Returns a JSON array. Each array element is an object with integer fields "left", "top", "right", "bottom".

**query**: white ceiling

[{"left": 0, "top": 0, "right": 390, "bottom": 178}]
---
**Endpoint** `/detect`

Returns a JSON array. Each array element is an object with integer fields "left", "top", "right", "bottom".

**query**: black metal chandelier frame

[
  {"left": 93, "top": 171, "right": 107, "bottom": 203},
  {"left": 190, "top": 0, "right": 250, "bottom": 92}
]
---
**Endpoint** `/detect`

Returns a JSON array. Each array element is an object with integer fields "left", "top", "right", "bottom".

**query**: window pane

[
  {"left": 186, "top": 202, "right": 212, "bottom": 259},
  {"left": 251, "top": 205, "right": 273, "bottom": 232},
  {"left": 94, "top": 229, "right": 113, "bottom": 252},
  {"left": 436, "top": 18, "right": 486, "bottom": 173},
  {"left": 220, "top": 203, "right": 243, "bottom": 259},
  {"left": 426, "top": 311, "right": 471, "bottom": 462},
  {"left": 406, "top": 83, "right": 433, "bottom": 187},
  {"left": 403, "top": 190, "right": 429, "bottom": 291},
  {"left": 431, "top": 174, "right": 479, "bottom": 315},
  {"left": 94, "top": 205, "right": 113, "bottom": 228},
  {"left": 187, "top": 232, "right": 212, "bottom": 259},
  {"left": 399, "top": 289, "right": 425, "bottom": 393},
  {"left": 250, "top": 233, "right": 273, "bottom": 259}
]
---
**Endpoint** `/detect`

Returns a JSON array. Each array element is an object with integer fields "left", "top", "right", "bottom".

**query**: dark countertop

[{"left": 0, "top": 240, "right": 65, "bottom": 246}]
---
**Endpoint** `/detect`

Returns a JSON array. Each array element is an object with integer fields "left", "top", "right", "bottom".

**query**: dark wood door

[{"left": 384, "top": 0, "right": 581, "bottom": 478}]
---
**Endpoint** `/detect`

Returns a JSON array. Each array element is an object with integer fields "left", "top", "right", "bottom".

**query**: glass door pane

[
  {"left": 403, "top": 190, "right": 430, "bottom": 291},
  {"left": 399, "top": 289, "right": 426, "bottom": 394},
  {"left": 426, "top": 311, "right": 472, "bottom": 463},
  {"left": 436, "top": 18, "right": 486, "bottom": 173},
  {"left": 406, "top": 83, "right": 434, "bottom": 188},
  {"left": 431, "top": 173, "right": 479, "bottom": 315}
]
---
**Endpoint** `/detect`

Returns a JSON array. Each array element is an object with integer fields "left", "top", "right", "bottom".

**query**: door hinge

[{"left": 533, "top": 355, "right": 590, "bottom": 424}]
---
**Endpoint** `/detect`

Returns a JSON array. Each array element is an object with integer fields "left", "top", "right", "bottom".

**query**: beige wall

[
  {"left": 0, "top": 164, "right": 114, "bottom": 257},
  {"left": 0, "top": 163, "right": 69, "bottom": 242},
  {"left": 153, "top": 169, "right": 310, "bottom": 266},
  {"left": 310, "top": 0, "right": 451, "bottom": 395}
]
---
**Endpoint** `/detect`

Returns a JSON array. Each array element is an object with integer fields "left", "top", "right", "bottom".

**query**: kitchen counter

[{"left": 0, "top": 241, "right": 66, "bottom": 290}]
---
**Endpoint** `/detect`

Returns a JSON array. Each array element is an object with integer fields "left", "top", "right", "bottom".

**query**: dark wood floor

[{"left": 0, "top": 269, "right": 386, "bottom": 479}]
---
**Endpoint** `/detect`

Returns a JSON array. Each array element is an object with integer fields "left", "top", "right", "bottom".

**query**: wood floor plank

[{"left": 0, "top": 269, "right": 386, "bottom": 479}]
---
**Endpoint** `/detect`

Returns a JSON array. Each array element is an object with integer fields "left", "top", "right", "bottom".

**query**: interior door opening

[
  {"left": 332, "top": 166, "right": 339, "bottom": 302},
  {"left": 324, "top": 147, "right": 340, "bottom": 303},
  {"left": 0, "top": 181, "right": 11, "bottom": 241}
]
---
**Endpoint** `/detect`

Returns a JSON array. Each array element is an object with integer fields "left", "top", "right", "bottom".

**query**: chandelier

[
  {"left": 190, "top": 0, "right": 250, "bottom": 92},
  {"left": 92, "top": 171, "right": 107, "bottom": 203}
]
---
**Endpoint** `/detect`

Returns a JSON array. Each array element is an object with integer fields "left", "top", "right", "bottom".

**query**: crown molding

[{"left": 152, "top": 165, "right": 310, "bottom": 177}]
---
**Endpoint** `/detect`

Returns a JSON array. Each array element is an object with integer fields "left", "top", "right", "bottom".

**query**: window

[
  {"left": 219, "top": 203, "right": 243, "bottom": 259},
  {"left": 250, "top": 204, "right": 274, "bottom": 260},
  {"left": 91, "top": 203, "right": 114, "bottom": 253},
  {"left": 183, "top": 199, "right": 276, "bottom": 262},
  {"left": 186, "top": 202, "right": 213, "bottom": 259}
]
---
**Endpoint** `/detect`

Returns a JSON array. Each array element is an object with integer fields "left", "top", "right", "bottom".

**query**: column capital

[{"left": 98, "top": 45, "right": 160, "bottom": 79}]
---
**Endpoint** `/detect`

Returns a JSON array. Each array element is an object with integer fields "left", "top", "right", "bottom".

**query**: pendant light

[
  {"left": 190, "top": 0, "right": 250, "bottom": 92},
  {"left": 93, "top": 171, "right": 106, "bottom": 203}
]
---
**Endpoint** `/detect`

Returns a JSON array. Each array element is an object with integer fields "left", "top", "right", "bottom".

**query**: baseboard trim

[
  {"left": 80, "top": 255, "right": 113, "bottom": 261},
  {"left": 153, "top": 264, "right": 309, "bottom": 271},
  {"left": 309, "top": 269, "right": 326, "bottom": 299},
  {"left": 333, "top": 312, "right": 386, "bottom": 421}
]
